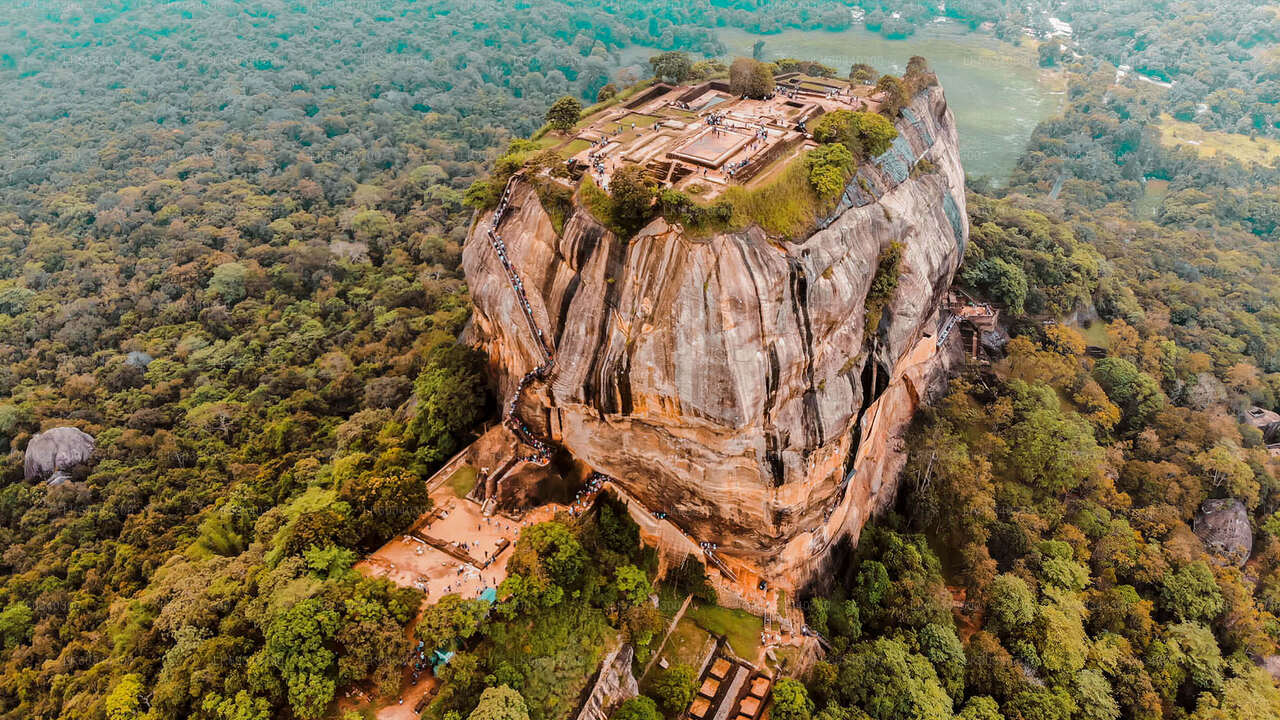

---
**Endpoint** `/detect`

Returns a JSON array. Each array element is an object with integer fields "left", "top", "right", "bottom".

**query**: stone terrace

[{"left": 560, "top": 73, "right": 884, "bottom": 202}]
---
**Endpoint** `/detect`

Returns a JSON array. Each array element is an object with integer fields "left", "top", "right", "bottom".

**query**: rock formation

[
  {"left": 23, "top": 426, "right": 95, "bottom": 481},
  {"left": 464, "top": 85, "right": 967, "bottom": 585},
  {"left": 1194, "top": 498, "right": 1252, "bottom": 567}
]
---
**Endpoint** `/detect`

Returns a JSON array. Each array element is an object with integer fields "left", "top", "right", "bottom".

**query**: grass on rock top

[
  {"left": 685, "top": 603, "right": 763, "bottom": 661},
  {"left": 446, "top": 465, "right": 478, "bottom": 498}
]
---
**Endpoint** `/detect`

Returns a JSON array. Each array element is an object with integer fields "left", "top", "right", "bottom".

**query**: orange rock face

[{"left": 464, "top": 85, "right": 967, "bottom": 586}]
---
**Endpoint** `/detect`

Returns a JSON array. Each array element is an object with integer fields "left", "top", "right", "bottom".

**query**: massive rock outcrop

[
  {"left": 464, "top": 85, "right": 967, "bottom": 584},
  {"left": 23, "top": 426, "right": 95, "bottom": 481},
  {"left": 1194, "top": 498, "right": 1252, "bottom": 567}
]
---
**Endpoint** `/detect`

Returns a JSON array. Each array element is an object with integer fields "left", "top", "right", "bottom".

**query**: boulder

[
  {"left": 23, "top": 426, "right": 95, "bottom": 481},
  {"left": 1194, "top": 498, "right": 1252, "bottom": 566}
]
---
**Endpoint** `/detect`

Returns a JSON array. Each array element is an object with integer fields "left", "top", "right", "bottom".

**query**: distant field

[
  {"left": 1135, "top": 178, "right": 1169, "bottom": 219},
  {"left": 1157, "top": 114, "right": 1280, "bottom": 166},
  {"left": 717, "top": 23, "right": 1064, "bottom": 182}
]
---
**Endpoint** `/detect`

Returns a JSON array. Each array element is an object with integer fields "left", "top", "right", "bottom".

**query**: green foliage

[
  {"left": 612, "top": 696, "right": 660, "bottom": 720},
  {"left": 608, "top": 164, "right": 657, "bottom": 236},
  {"left": 805, "top": 143, "right": 855, "bottom": 199},
  {"left": 417, "top": 594, "right": 492, "bottom": 654},
  {"left": 874, "top": 75, "right": 909, "bottom": 117},
  {"left": 546, "top": 96, "right": 583, "bottom": 133},
  {"left": 1093, "top": 357, "right": 1165, "bottom": 433},
  {"left": 651, "top": 664, "right": 697, "bottom": 715},
  {"left": 832, "top": 637, "right": 953, "bottom": 720},
  {"left": 811, "top": 110, "right": 899, "bottom": 158},
  {"left": 481, "top": 602, "right": 614, "bottom": 720},
  {"left": 864, "top": 241, "right": 904, "bottom": 335},
  {"left": 338, "top": 471, "right": 431, "bottom": 549},
  {"left": 499, "top": 521, "right": 589, "bottom": 615},
  {"left": 962, "top": 257, "right": 1027, "bottom": 314},
  {"left": 849, "top": 63, "right": 879, "bottom": 85},
  {"left": 410, "top": 341, "right": 490, "bottom": 466},
  {"left": 613, "top": 564, "right": 652, "bottom": 609},
  {"left": 771, "top": 678, "right": 814, "bottom": 720},
  {"left": 468, "top": 685, "right": 530, "bottom": 720},
  {"left": 729, "top": 57, "right": 775, "bottom": 98},
  {"left": 250, "top": 597, "right": 342, "bottom": 720},
  {"left": 649, "top": 52, "right": 692, "bottom": 83},
  {"left": 106, "top": 674, "right": 152, "bottom": 720},
  {"left": 986, "top": 574, "right": 1035, "bottom": 635},
  {"left": 1004, "top": 381, "right": 1104, "bottom": 493},
  {"left": 0, "top": 602, "right": 34, "bottom": 650},
  {"left": 1159, "top": 562, "right": 1224, "bottom": 624}
]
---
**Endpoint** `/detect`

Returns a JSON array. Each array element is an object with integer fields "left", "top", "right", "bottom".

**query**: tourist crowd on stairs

[{"left": 485, "top": 175, "right": 555, "bottom": 467}]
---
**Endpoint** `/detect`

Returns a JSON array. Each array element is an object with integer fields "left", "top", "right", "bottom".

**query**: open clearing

[{"left": 1157, "top": 113, "right": 1280, "bottom": 166}]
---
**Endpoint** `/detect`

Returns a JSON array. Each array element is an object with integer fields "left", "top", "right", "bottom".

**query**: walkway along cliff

[{"left": 463, "top": 83, "right": 969, "bottom": 588}]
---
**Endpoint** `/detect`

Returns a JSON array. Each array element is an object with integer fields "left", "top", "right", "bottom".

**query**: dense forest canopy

[{"left": 2, "top": 1, "right": 1280, "bottom": 720}]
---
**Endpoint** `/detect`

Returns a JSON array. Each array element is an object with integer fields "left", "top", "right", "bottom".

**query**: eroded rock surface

[
  {"left": 1194, "top": 498, "right": 1252, "bottom": 567},
  {"left": 464, "top": 86, "right": 967, "bottom": 584},
  {"left": 23, "top": 426, "right": 95, "bottom": 481}
]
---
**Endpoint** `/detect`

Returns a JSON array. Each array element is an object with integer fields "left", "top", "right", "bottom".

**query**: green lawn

[
  {"left": 614, "top": 112, "right": 660, "bottom": 129},
  {"left": 445, "top": 465, "right": 478, "bottom": 498},
  {"left": 563, "top": 138, "right": 591, "bottom": 155},
  {"left": 654, "top": 615, "right": 712, "bottom": 671},
  {"left": 1079, "top": 321, "right": 1109, "bottom": 348},
  {"left": 687, "top": 604, "right": 763, "bottom": 660}
]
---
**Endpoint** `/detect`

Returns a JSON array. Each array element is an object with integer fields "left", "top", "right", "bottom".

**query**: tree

[
  {"left": 833, "top": 638, "right": 953, "bottom": 720},
  {"left": 612, "top": 696, "right": 660, "bottom": 720},
  {"left": 649, "top": 52, "right": 692, "bottom": 83},
  {"left": 651, "top": 664, "right": 697, "bottom": 715},
  {"left": 597, "top": 84, "right": 618, "bottom": 102},
  {"left": 546, "top": 96, "right": 582, "bottom": 133},
  {"left": 849, "top": 63, "right": 878, "bottom": 85},
  {"left": 410, "top": 342, "right": 489, "bottom": 465},
  {"left": 771, "top": 678, "right": 813, "bottom": 720},
  {"left": 622, "top": 603, "right": 664, "bottom": 647},
  {"left": 1164, "top": 623, "right": 1224, "bottom": 692},
  {"left": 1005, "top": 381, "right": 1104, "bottom": 494},
  {"left": 106, "top": 674, "right": 152, "bottom": 720},
  {"left": 208, "top": 261, "right": 248, "bottom": 304},
  {"left": 608, "top": 164, "right": 655, "bottom": 235},
  {"left": 0, "top": 601, "right": 34, "bottom": 650},
  {"left": 811, "top": 110, "right": 898, "bottom": 157},
  {"left": 875, "top": 75, "right": 908, "bottom": 117},
  {"left": 416, "top": 594, "right": 490, "bottom": 654},
  {"left": 468, "top": 685, "right": 530, "bottom": 720},
  {"left": 957, "top": 697, "right": 1001, "bottom": 720},
  {"left": 339, "top": 471, "right": 431, "bottom": 548},
  {"left": 613, "top": 564, "right": 652, "bottom": 609},
  {"left": 805, "top": 143, "right": 854, "bottom": 199},
  {"left": 1093, "top": 357, "right": 1165, "bottom": 432},
  {"left": 249, "top": 597, "right": 341, "bottom": 720},
  {"left": 904, "top": 56, "right": 934, "bottom": 93},
  {"left": 1159, "top": 562, "right": 1224, "bottom": 623},
  {"left": 966, "top": 257, "right": 1028, "bottom": 314},
  {"left": 1192, "top": 442, "right": 1259, "bottom": 508},
  {"left": 500, "top": 521, "right": 589, "bottom": 614},
  {"left": 729, "top": 57, "right": 774, "bottom": 98},
  {"left": 1072, "top": 670, "right": 1120, "bottom": 720}
]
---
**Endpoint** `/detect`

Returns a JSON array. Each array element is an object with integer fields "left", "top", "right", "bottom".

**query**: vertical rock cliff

[{"left": 464, "top": 85, "right": 968, "bottom": 585}]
